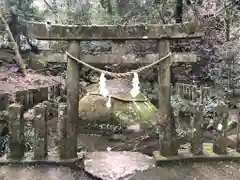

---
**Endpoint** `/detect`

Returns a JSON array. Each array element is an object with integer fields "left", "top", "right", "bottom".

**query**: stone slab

[{"left": 84, "top": 151, "right": 155, "bottom": 180}]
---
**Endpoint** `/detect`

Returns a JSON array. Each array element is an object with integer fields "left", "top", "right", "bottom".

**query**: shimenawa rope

[{"left": 64, "top": 51, "right": 172, "bottom": 78}]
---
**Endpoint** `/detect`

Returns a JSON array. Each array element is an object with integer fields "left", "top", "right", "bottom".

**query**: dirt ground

[
  {"left": 0, "top": 67, "right": 61, "bottom": 93},
  {"left": 129, "top": 161, "right": 240, "bottom": 180},
  {"left": 0, "top": 165, "right": 95, "bottom": 180},
  {"left": 0, "top": 160, "right": 240, "bottom": 180},
  {"left": 45, "top": 118, "right": 240, "bottom": 180}
]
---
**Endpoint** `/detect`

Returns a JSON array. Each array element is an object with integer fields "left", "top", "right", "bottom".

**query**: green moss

[
  {"left": 113, "top": 100, "right": 157, "bottom": 124},
  {"left": 79, "top": 94, "right": 157, "bottom": 126},
  {"left": 185, "top": 22, "right": 198, "bottom": 34},
  {"left": 88, "top": 91, "right": 147, "bottom": 102}
]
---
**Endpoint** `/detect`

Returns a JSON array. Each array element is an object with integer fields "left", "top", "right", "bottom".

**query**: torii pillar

[{"left": 158, "top": 40, "right": 197, "bottom": 156}]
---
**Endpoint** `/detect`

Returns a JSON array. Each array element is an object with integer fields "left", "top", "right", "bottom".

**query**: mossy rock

[{"left": 79, "top": 79, "right": 157, "bottom": 131}]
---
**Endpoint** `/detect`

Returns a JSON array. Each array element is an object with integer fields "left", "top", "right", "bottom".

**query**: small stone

[
  {"left": 126, "top": 123, "right": 141, "bottom": 132},
  {"left": 109, "top": 134, "right": 127, "bottom": 141}
]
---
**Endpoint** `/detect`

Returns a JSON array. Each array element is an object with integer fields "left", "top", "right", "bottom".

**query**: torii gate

[{"left": 26, "top": 21, "right": 203, "bottom": 158}]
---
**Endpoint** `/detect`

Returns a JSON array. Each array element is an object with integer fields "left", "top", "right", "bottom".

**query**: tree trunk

[
  {"left": 110, "top": 0, "right": 119, "bottom": 17},
  {"left": 52, "top": 0, "right": 57, "bottom": 13},
  {"left": 225, "top": 4, "right": 234, "bottom": 96},
  {"left": 175, "top": 0, "right": 183, "bottom": 23},
  {"left": 0, "top": 11, "right": 27, "bottom": 76},
  {"left": 172, "top": 0, "right": 183, "bottom": 85}
]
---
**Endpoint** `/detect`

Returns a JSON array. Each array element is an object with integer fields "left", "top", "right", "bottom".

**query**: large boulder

[{"left": 78, "top": 79, "right": 158, "bottom": 132}]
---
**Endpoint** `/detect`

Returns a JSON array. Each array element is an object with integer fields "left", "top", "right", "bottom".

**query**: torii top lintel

[{"left": 25, "top": 21, "right": 204, "bottom": 41}]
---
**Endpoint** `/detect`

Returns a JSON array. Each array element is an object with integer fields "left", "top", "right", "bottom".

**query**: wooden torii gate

[{"left": 26, "top": 21, "right": 203, "bottom": 158}]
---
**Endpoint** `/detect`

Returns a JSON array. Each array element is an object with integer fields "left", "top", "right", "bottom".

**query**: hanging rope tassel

[
  {"left": 45, "top": 21, "right": 52, "bottom": 31},
  {"left": 130, "top": 72, "right": 140, "bottom": 97},
  {"left": 99, "top": 72, "right": 109, "bottom": 97},
  {"left": 106, "top": 96, "right": 112, "bottom": 108}
]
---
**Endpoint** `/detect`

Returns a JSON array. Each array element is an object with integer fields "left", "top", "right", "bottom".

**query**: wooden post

[
  {"left": 57, "top": 103, "right": 67, "bottom": 159},
  {"left": 24, "top": 90, "right": 30, "bottom": 109},
  {"left": 199, "top": 85, "right": 204, "bottom": 104},
  {"left": 185, "top": 85, "right": 188, "bottom": 99},
  {"left": 42, "top": 100, "right": 52, "bottom": 152},
  {"left": 0, "top": 93, "right": 9, "bottom": 110},
  {"left": 190, "top": 104, "right": 203, "bottom": 155},
  {"left": 49, "top": 86, "right": 55, "bottom": 100},
  {"left": 186, "top": 86, "right": 190, "bottom": 100},
  {"left": 179, "top": 84, "right": 183, "bottom": 98},
  {"left": 236, "top": 111, "right": 240, "bottom": 152},
  {"left": 32, "top": 87, "right": 49, "bottom": 104},
  {"left": 189, "top": 86, "right": 192, "bottom": 100},
  {"left": 33, "top": 89, "right": 41, "bottom": 104},
  {"left": 33, "top": 103, "right": 48, "bottom": 159},
  {"left": 187, "top": 86, "right": 191, "bottom": 100},
  {"left": 182, "top": 84, "right": 186, "bottom": 99},
  {"left": 192, "top": 86, "right": 197, "bottom": 101},
  {"left": 66, "top": 41, "right": 80, "bottom": 158},
  {"left": 16, "top": 90, "right": 26, "bottom": 108},
  {"left": 158, "top": 40, "right": 178, "bottom": 156},
  {"left": 213, "top": 104, "right": 228, "bottom": 155},
  {"left": 40, "top": 87, "right": 49, "bottom": 102},
  {"left": 175, "top": 83, "right": 179, "bottom": 94},
  {"left": 28, "top": 89, "right": 35, "bottom": 108},
  {"left": 203, "top": 87, "right": 210, "bottom": 98},
  {"left": 8, "top": 103, "right": 24, "bottom": 159},
  {"left": 42, "top": 100, "right": 52, "bottom": 117}
]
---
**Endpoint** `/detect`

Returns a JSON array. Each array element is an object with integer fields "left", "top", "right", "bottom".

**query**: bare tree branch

[
  {"left": 0, "top": 12, "right": 27, "bottom": 76},
  {"left": 43, "top": 0, "right": 62, "bottom": 23}
]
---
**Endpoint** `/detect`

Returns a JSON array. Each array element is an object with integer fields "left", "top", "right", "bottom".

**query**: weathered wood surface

[
  {"left": 190, "top": 104, "right": 204, "bottom": 155},
  {"left": 57, "top": 103, "right": 67, "bottom": 159},
  {"left": 25, "top": 21, "right": 203, "bottom": 40},
  {"left": 8, "top": 103, "right": 25, "bottom": 159},
  {"left": 237, "top": 118, "right": 240, "bottom": 152},
  {"left": 158, "top": 40, "right": 172, "bottom": 125},
  {"left": 213, "top": 104, "right": 229, "bottom": 155},
  {"left": 175, "top": 83, "right": 210, "bottom": 101},
  {"left": 43, "top": 53, "right": 196, "bottom": 66},
  {"left": 14, "top": 85, "right": 60, "bottom": 110},
  {"left": 33, "top": 103, "right": 48, "bottom": 160},
  {"left": 66, "top": 41, "right": 80, "bottom": 158},
  {"left": 0, "top": 93, "right": 8, "bottom": 111},
  {"left": 158, "top": 40, "right": 178, "bottom": 156}
]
